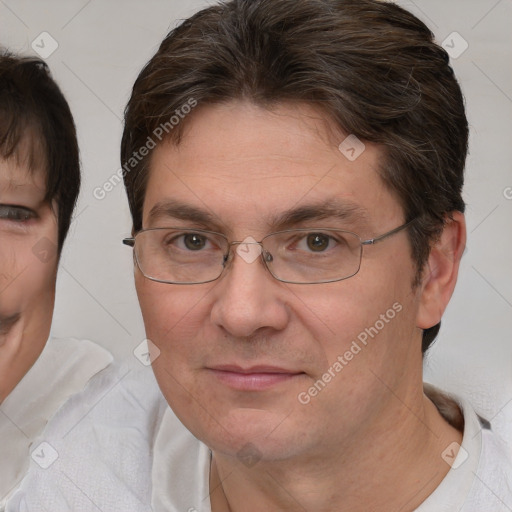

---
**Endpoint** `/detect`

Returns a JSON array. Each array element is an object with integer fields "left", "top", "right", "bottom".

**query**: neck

[{"left": 210, "top": 389, "right": 463, "bottom": 512}]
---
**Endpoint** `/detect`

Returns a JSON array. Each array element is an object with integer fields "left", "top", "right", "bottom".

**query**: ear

[{"left": 416, "top": 212, "right": 466, "bottom": 330}]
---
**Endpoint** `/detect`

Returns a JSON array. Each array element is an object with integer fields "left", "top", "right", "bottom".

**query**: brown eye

[
  {"left": 306, "top": 233, "right": 330, "bottom": 252},
  {"left": 183, "top": 233, "right": 207, "bottom": 250}
]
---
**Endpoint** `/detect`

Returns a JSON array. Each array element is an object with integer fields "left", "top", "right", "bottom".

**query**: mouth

[{"left": 207, "top": 364, "right": 305, "bottom": 391}]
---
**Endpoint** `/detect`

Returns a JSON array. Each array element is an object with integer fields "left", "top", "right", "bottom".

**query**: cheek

[
  {"left": 0, "top": 241, "right": 57, "bottom": 371},
  {"left": 296, "top": 269, "right": 417, "bottom": 375},
  {"left": 19, "top": 250, "right": 57, "bottom": 322},
  {"left": 135, "top": 279, "right": 213, "bottom": 425},
  {"left": 135, "top": 276, "right": 209, "bottom": 355},
  {"left": 0, "top": 241, "right": 55, "bottom": 311},
  {"left": 0, "top": 210, "right": 58, "bottom": 323},
  {"left": 292, "top": 280, "right": 384, "bottom": 348}
]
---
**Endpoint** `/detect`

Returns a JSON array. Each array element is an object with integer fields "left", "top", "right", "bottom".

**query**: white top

[
  {"left": 5, "top": 362, "right": 168, "bottom": 512},
  {"left": 7, "top": 372, "right": 512, "bottom": 511},
  {"left": 0, "top": 338, "right": 112, "bottom": 509},
  {"left": 150, "top": 391, "right": 512, "bottom": 512}
]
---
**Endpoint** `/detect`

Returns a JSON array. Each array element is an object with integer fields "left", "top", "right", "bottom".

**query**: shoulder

[
  {"left": 465, "top": 427, "right": 512, "bottom": 510},
  {"left": 38, "top": 358, "right": 164, "bottom": 436},
  {"left": 4, "top": 337, "right": 112, "bottom": 413},
  {"left": 36, "top": 337, "right": 113, "bottom": 392},
  {"left": 418, "top": 385, "right": 512, "bottom": 512},
  {"left": 6, "top": 361, "right": 167, "bottom": 512},
  {"left": 0, "top": 337, "right": 113, "bottom": 508}
]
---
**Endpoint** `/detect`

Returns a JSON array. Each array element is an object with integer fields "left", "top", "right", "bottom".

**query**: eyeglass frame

[{"left": 122, "top": 218, "right": 417, "bottom": 285}]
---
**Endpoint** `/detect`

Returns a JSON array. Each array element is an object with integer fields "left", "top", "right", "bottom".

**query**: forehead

[
  {"left": 144, "top": 101, "right": 403, "bottom": 232},
  {"left": 0, "top": 155, "right": 47, "bottom": 197}
]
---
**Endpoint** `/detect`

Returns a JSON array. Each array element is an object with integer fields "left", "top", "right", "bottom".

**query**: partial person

[
  {"left": 10, "top": 1, "right": 512, "bottom": 511},
  {"left": 0, "top": 52, "right": 111, "bottom": 507}
]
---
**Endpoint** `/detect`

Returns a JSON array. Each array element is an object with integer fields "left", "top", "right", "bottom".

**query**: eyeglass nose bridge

[{"left": 227, "top": 238, "right": 274, "bottom": 265}]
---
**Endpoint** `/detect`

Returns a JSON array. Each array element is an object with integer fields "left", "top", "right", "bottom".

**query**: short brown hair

[
  {"left": 0, "top": 52, "right": 80, "bottom": 251},
  {"left": 121, "top": 0, "right": 468, "bottom": 353}
]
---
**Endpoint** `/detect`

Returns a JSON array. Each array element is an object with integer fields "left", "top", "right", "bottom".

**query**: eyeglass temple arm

[
  {"left": 361, "top": 218, "right": 417, "bottom": 246},
  {"left": 123, "top": 238, "right": 135, "bottom": 247}
]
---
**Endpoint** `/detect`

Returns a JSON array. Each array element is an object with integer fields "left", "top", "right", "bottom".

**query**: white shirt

[
  {"left": 7, "top": 372, "right": 512, "bottom": 511},
  {"left": 0, "top": 337, "right": 112, "bottom": 509},
  {"left": 6, "top": 362, "right": 167, "bottom": 512},
  {"left": 151, "top": 391, "right": 512, "bottom": 512},
  {"left": 416, "top": 395, "right": 512, "bottom": 511}
]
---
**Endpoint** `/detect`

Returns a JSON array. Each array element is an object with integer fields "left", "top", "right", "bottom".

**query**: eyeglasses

[{"left": 122, "top": 220, "right": 415, "bottom": 285}]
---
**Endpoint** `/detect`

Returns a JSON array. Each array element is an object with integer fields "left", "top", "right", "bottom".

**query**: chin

[{"left": 192, "top": 404, "right": 303, "bottom": 460}]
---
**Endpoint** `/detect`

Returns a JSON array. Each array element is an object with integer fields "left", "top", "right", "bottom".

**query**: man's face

[
  {"left": 0, "top": 157, "right": 58, "bottom": 402},
  {"left": 136, "top": 101, "right": 424, "bottom": 462}
]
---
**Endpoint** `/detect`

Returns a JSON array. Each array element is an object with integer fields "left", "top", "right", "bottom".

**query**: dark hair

[
  {"left": 0, "top": 51, "right": 80, "bottom": 251},
  {"left": 121, "top": 0, "right": 468, "bottom": 354}
]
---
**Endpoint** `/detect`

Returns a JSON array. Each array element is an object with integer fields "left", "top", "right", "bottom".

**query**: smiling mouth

[{"left": 207, "top": 365, "right": 305, "bottom": 391}]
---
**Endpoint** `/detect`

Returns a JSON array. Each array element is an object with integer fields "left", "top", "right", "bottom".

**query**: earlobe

[{"left": 416, "top": 212, "right": 466, "bottom": 330}]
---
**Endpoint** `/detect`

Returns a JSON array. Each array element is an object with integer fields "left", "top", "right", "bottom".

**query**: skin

[
  {"left": 0, "top": 155, "right": 58, "bottom": 404},
  {"left": 135, "top": 101, "right": 466, "bottom": 511}
]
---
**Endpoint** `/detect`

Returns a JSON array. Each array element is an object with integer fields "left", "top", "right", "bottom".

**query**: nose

[{"left": 210, "top": 241, "right": 289, "bottom": 338}]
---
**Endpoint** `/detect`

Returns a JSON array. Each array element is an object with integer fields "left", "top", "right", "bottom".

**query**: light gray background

[{"left": 1, "top": 1, "right": 511, "bottom": 442}]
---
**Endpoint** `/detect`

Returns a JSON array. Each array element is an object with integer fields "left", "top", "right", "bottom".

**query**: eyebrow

[
  {"left": 270, "top": 200, "right": 370, "bottom": 230},
  {"left": 147, "top": 199, "right": 223, "bottom": 230},
  {"left": 146, "top": 198, "right": 369, "bottom": 232}
]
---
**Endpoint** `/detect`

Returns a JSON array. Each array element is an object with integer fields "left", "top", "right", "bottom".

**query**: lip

[{"left": 207, "top": 364, "right": 304, "bottom": 391}]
